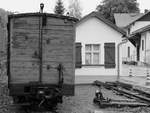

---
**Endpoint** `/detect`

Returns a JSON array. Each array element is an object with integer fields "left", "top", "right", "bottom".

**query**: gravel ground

[
  {"left": 0, "top": 83, "right": 13, "bottom": 113},
  {"left": 57, "top": 84, "right": 150, "bottom": 113},
  {"left": 57, "top": 85, "right": 99, "bottom": 113},
  {"left": 0, "top": 78, "right": 150, "bottom": 113}
]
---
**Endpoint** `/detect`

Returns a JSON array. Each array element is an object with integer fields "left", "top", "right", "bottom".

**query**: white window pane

[
  {"left": 93, "top": 44, "right": 100, "bottom": 51},
  {"left": 93, "top": 53, "right": 99, "bottom": 64},
  {"left": 85, "top": 53, "right": 91, "bottom": 64},
  {"left": 85, "top": 44, "right": 92, "bottom": 51}
]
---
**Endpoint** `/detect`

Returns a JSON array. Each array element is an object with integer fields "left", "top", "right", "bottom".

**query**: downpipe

[{"left": 117, "top": 37, "right": 128, "bottom": 82}]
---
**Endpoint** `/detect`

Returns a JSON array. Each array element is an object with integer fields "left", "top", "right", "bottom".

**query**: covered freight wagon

[{"left": 7, "top": 12, "right": 77, "bottom": 106}]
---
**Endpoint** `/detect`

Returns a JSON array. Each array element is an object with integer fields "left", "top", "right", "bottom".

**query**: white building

[
  {"left": 121, "top": 41, "right": 136, "bottom": 62},
  {"left": 75, "top": 12, "right": 126, "bottom": 84},
  {"left": 114, "top": 13, "right": 142, "bottom": 63},
  {"left": 127, "top": 11, "right": 150, "bottom": 65}
]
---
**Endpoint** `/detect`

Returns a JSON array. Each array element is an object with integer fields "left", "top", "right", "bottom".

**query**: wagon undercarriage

[{"left": 13, "top": 84, "right": 63, "bottom": 108}]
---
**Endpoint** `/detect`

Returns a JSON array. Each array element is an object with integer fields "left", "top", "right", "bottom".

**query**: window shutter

[
  {"left": 75, "top": 43, "right": 82, "bottom": 68},
  {"left": 104, "top": 43, "right": 116, "bottom": 68}
]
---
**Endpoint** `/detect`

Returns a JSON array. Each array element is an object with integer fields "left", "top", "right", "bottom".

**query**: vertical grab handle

[{"left": 57, "top": 64, "right": 64, "bottom": 87}]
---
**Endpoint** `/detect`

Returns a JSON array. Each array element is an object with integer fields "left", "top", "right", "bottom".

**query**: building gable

[
  {"left": 76, "top": 12, "right": 126, "bottom": 36},
  {"left": 76, "top": 17, "right": 123, "bottom": 43},
  {"left": 125, "top": 12, "right": 150, "bottom": 34},
  {"left": 127, "top": 11, "right": 150, "bottom": 28}
]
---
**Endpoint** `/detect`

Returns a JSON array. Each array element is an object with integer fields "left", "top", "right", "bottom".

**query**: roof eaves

[
  {"left": 128, "top": 33, "right": 140, "bottom": 39},
  {"left": 75, "top": 12, "right": 95, "bottom": 26},
  {"left": 131, "top": 24, "right": 150, "bottom": 35},
  {"left": 126, "top": 11, "right": 150, "bottom": 28},
  {"left": 94, "top": 14, "right": 126, "bottom": 35},
  {"left": 76, "top": 12, "right": 126, "bottom": 35},
  {"left": 8, "top": 13, "right": 79, "bottom": 22}
]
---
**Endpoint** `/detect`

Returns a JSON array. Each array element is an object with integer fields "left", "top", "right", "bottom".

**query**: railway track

[{"left": 93, "top": 80, "right": 150, "bottom": 107}]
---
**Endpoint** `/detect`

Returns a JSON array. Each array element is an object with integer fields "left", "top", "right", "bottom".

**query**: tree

[
  {"left": 54, "top": 0, "right": 65, "bottom": 15},
  {"left": 96, "top": 0, "right": 140, "bottom": 23},
  {"left": 68, "top": 0, "right": 82, "bottom": 19},
  {"left": 0, "top": 8, "right": 13, "bottom": 55}
]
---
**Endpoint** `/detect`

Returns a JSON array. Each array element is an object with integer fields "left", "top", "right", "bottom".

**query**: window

[
  {"left": 142, "top": 40, "right": 144, "bottom": 51},
  {"left": 127, "top": 28, "right": 130, "bottom": 35},
  {"left": 128, "top": 46, "right": 130, "bottom": 58},
  {"left": 85, "top": 44, "right": 100, "bottom": 65}
]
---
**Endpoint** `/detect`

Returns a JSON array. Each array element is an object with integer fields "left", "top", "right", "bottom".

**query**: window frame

[
  {"left": 142, "top": 40, "right": 144, "bottom": 51},
  {"left": 85, "top": 44, "right": 101, "bottom": 65},
  {"left": 128, "top": 46, "right": 130, "bottom": 58}
]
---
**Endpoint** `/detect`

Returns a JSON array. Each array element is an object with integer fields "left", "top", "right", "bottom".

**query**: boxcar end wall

[{"left": 7, "top": 13, "right": 77, "bottom": 96}]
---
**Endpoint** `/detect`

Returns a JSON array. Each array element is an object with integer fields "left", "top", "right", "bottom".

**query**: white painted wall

[
  {"left": 130, "top": 21, "right": 150, "bottom": 33},
  {"left": 75, "top": 17, "right": 123, "bottom": 84},
  {"left": 137, "top": 31, "right": 150, "bottom": 64},
  {"left": 121, "top": 64, "right": 150, "bottom": 77},
  {"left": 145, "top": 31, "right": 150, "bottom": 64},
  {"left": 121, "top": 41, "right": 136, "bottom": 62},
  {"left": 140, "top": 32, "right": 146, "bottom": 63}
]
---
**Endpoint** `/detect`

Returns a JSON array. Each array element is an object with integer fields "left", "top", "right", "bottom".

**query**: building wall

[
  {"left": 145, "top": 31, "right": 150, "bottom": 64},
  {"left": 75, "top": 17, "right": 123, "bottom": 84},
  {"left": 139, "top": 32, "right": 146, "bottom": 63},
  {"left": 121, "top": 27, "right": 136, "bottom": 62},
  {"left": 121, "top": 40, "right": 136, "bottom": 62},
  {"left": 130, "top": 21, "right": 150, "bottom": 33},
  {"left": 137, "top": 31, "right": 150, "bottom": 64}
]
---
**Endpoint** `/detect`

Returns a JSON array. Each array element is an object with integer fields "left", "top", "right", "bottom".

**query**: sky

[{"left": 0, "top": 0, "right": 149, "bottom": 16}]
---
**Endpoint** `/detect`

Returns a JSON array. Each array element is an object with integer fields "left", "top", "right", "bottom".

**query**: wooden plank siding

[
  {"left": 42, "top": 17, "right": 74, "bottom": 84},
  {"left": 9, "top": 14, "right": 75, "bottom": 86},
  {"left": 10, "top": 16, "right": 39, "bottom": 83}
]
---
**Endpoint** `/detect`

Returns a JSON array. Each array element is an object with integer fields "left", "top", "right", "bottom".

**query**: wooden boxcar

[{"left": 7, "top": 13, "right": 77, "bottom": 105}]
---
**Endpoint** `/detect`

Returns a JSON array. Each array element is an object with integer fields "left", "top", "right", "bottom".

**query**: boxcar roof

[{"left": 8, "top": 13, "right": 78, "bottom": 22}]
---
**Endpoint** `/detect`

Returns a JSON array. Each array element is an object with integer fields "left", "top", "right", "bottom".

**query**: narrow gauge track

[
  {"left": 94, "top": 80, "right": 150, "bottom": 103},
  {"left": 93, "top": 80, "right": 150, "bottom": 107}
]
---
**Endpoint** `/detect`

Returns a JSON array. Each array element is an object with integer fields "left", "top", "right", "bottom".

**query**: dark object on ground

[
  {"left": 122, "top": 61, "right": 137, "bottom": 65},
  {"left": 93, "top": 80, "right": 150, "bottom": 108}
]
